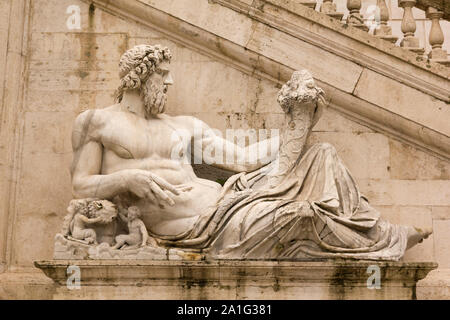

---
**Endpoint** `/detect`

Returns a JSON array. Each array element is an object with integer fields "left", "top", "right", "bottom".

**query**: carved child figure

[
  {"left": 113, "top": 206, "right": 149, "bottom": 250},
  {"left": 66, "top": 199, "right": 104, "bottom": 244}
]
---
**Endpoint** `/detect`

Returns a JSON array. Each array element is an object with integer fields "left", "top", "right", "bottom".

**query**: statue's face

[
  {"left": 128, "top": 207, "right": 140, "bottom": 220},
  {"left": 141, "top": 61, "right": 173, "bottom": 116}
]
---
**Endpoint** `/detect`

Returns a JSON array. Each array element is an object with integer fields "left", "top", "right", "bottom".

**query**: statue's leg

[
  {"left": 114, "top": 234, "right": 140, "bottom": 250},
  {"left": 123, "top": 234, "right": 141, "bottom": 249},
  {"left": 83, "top": 229, "right": 97, "bottom": 244},
  {"left": 113, "top": 234, "right": 126, "bottom": 249}
]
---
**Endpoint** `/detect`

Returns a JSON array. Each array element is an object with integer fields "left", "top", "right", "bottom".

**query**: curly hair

[{"left": 115, "top": 44, "right": 172, "bottom": 103}]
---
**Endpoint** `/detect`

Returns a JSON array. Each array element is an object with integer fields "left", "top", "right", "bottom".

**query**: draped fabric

[{"left": 158, "top": 142, "right": 409, "bottom": 261}]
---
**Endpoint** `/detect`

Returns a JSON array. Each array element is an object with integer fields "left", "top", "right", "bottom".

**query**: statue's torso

[{"left": 92, "top": 107, "right": 222, "bottom": 236}]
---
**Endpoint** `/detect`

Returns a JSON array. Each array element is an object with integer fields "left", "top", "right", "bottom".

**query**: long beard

[{"left": 141, "top": 81, "right": 168, "bottom": 117}]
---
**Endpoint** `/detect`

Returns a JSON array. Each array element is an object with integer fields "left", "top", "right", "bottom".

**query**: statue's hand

[{"left": 123, "top": 169, "right": 180, "bottom": 206}]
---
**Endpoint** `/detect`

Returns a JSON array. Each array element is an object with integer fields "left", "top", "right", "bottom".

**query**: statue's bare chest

[{"left": 99, "top": 113, "right": 187, "bottom": 160}]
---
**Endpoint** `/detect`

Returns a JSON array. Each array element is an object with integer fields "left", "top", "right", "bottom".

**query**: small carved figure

[
  {"left": 113, "top": 206, "right": 149, "bottom": 250},
  {"left": 61, "top": 198, "right": 117, "bottom": 245}
]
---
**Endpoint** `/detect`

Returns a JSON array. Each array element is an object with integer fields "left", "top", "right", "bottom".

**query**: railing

[{"left": 299, "top": 0, "right": 450, "bottom": 66}]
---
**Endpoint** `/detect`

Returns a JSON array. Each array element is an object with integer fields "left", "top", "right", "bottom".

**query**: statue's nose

[{"left": 164, "top": 73, "right": 174, "bottom": 85}]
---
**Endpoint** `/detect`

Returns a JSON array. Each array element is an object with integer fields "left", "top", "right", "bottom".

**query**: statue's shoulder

[
  {"left": 73, "top": 105, "right": 120, "bottom": 132},
  {"left": 72, "top": 105, "right": 119, "bottom": 148}
]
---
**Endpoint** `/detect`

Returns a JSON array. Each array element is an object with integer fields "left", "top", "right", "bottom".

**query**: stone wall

[{"left": 0, "top": 0, "right": 449, "bottom": 297}]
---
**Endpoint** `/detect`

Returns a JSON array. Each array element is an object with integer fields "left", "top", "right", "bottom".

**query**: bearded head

[{"left": 115, "top": 44, "right": 172, "bottom": 116}]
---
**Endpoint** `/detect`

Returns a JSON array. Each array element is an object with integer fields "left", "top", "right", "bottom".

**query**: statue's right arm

[
  {"left": 71, "top": 111, "right": 129, "bottom": 199},
  {"left": 71, "top": 111, "right": 180, "bottom": 203}
]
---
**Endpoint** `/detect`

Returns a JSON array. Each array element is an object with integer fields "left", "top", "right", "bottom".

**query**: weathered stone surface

[
  {"left": 312, "top": 108, "right": 374, "bottom": 133},
  {"left": 417, "top": 268, "right": 450, "bottom": 300},
  {"left": 308, "top": 132, "right": 390, "bottom": 179},
  {"left": 353, "top": 69, "right": 450, "bottom": 137},
  {"left": 389, "top": 139, "right": 450, "bottom": 180},
  {"left": 34, "top": 260, "right": 437, "bottom": 300},
  {"left": 431, "top": 206, "right": 450, "bottom": 220},
  {"left": 433, "top": 220, "right": 450, "bottom": 268},
  {"left": 359, "top": 179, "right": 450, "bottom": 206},
  {"left": 0, "top": 270, "right": 55, "bottom": 300}
]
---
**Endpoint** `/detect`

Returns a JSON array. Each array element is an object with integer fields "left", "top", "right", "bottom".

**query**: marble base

[{"left": 34, "top": 260, "right": 437, "bottom": 300}]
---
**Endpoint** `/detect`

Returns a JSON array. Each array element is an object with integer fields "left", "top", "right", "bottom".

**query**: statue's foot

[{"left": 406, "top": 226, "right": 433, "bottom": 250}]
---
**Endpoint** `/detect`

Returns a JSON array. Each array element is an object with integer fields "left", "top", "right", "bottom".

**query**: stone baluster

[
  {"left": 374, "top": 0, "right": 398, "bottom": 43},
  {"left": 299, "top": 1, "right": 317, "bottom": 10},
  {"left": 398, "top": 0, "right": 425, "bottom": 55},
  {"left": 346, "top": 0, "right": 369, "bottom": 31},
  {"left": 426, "top": 7, "right": 450, "bottom": 65},
  {"left": 321, "top": 0, "right": 344, "bottom": 21}
]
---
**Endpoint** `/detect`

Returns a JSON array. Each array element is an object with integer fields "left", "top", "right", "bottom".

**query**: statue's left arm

[{"left": 189, "top": 117, "right": 279, "bottom": 173}]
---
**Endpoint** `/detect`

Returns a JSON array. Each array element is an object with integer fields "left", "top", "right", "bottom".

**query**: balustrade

[{"left": 296, "top": 0, "right": 449, "bottom": 66}]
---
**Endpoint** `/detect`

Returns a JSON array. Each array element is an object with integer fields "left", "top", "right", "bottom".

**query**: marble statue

[{"left": 54, "top": 44, "right": 432, "bottom": 261}]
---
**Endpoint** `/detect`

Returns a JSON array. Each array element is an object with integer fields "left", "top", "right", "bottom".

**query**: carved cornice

[{"left": 82, "top": 0, "right": 450, "bottom": 161}]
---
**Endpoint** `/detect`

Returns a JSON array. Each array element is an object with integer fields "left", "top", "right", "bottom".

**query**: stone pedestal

[{"left": 34, "top": 260, "right": 437, "bottom": 300}]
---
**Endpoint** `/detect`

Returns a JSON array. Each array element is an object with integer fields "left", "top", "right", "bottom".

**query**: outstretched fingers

[
  {"left": 151, "top": 174, "right": 180, "bottom": 196},
  {"left": 148, "top": 180, "right": 175, "bottom": 206},
  {"left": 144, "top": 189, "right": 159, "bottom": 206}
]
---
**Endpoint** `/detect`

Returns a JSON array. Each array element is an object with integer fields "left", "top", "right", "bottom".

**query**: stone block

[
  {"left": 16, "top": 151, "right": 72, "bottom": 215},
  {"left": 0, "top": 0, "right": 10, "bottom": 106},
  {"left": 167, "top": 61, "right": 261, "bottom": 114},
  {"left": 358, "top": 179, "right": 450, "bottom": 206},
  {"left": 433, "top": 220, "right": 450, "bottom": 268},
  {"left": 29, "top": 32, "right": 127, "bottom": 63},
  {"left": 31, "top": 0, "right": 157, "bottom": 37},
  {"left": 144, "top": 0, "right": 255, "bottom": 48},
  {"left": 34, "top": 260, "right": 437, "bottom": 299},
  {"left": 308, "top": 132, "right": 390, "bottom": 179},
  {"left": 11, "top": 215, "right": 62, "bottom": 266},
  {"left": 354, "top": 69, "right": 450, "bottom": 137},
  {"left": 388, "top": 139, "right": 450, "bottom": 180},
  {"left": 0, "top": 271, "right": 56, "bottom": 300},
  {"left": 313, "top": 108, "right": 374, "bottom": 133},
  {"left": 246, "top": 23, "right": 363, "bottom": 94},
  {"left": 23, "top": 111, "right": 74, "bottom": 154},
  {"left": 417, "top": 268, "right": 450, "bottom": 300},
  {"left": 431, "top": 206, "right": 450, "bottom": 220}
]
